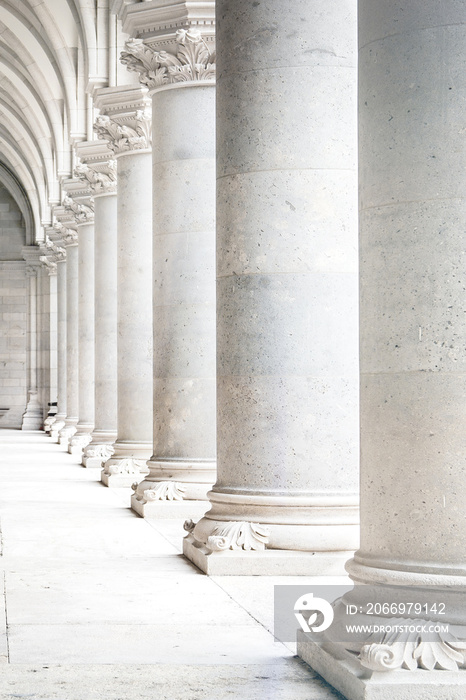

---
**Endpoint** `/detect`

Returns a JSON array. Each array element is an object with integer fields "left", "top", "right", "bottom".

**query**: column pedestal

[
  {"left": 101, "top": 441, "right": 149, "bottom": 488},
  {"left": 83, "top": 431, "right": 116, "bottom": 469}
]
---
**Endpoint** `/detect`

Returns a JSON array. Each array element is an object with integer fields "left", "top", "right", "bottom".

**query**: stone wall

[{"left": 0, "top": 185, "right": 27, "bottom": 428}]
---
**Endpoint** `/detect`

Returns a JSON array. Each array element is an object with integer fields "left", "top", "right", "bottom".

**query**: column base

[
  {"left": 58, "top": 420, "right": 77, "bottom": 447},
  {"left": 43, "top": 415, "right": 57, "bottom": 434},
  {"left": 183, "top": 532, "right": 352, "bottom": 575},
  {"left": 131, "top": 470, "right": 214, "bottom": 519},
  {"left": 21, "top": 391, "right": 42, "bottom": 431},
  {"left": 131, "top": 493, "right": 210, "bottom": 520},
  {"left": 51, "top": 419, "right": 65, "bottom": 441},
  {"left": 82, "top": 441, "right": 115, "bottom": 468},
  {"left": 68, "top": 432, "right": 93, "bottom": 456},
  {"left": 101, "top": 441, "right": 151, "bottom": 488},
  {"left": 297, "top": 631, "right": 466, "bottom": 700}
]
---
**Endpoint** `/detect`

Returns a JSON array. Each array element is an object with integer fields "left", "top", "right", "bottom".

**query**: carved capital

[
  {"left": 121, "top": 30, "right": 216, "bottom": 91},
  {"left": 74, "top": 161, "right": 117, "bottom": 195},
  {"left": 94, "top": 110, "right": 152, "bottom": 155},
  {"left": 45, "top": 238, "right": 66, "bottom": 263},
  {"left": 62, "top": 194, "right": 94, "bottom": 225},
  {"left": 39, "top": 255, "right": 57, "bottom": 276},
  {"left": 53, "top": 222, "right": 78, "bottom": 247},
  {"left": 25, "top": 264, "right": 39, "bottom": 278}
]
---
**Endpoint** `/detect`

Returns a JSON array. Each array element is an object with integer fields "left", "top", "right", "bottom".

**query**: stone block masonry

[{"left": 0, "top": 185, "right": 28, "bottom": 428}]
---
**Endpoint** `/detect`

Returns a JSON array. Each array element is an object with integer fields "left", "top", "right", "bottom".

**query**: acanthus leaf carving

[
  {"left": 74, "top": 161, "right": 117, "bottom": 195},
  {"left": 94, "top": 110, "right": 152, "bottom": 155},
  {"left": 39, "top": 255, "right": 57, "bottom": 276},
  {"left": 45, "top": 238, "right": 66, "bottom": 262},
  {"left": 53, "top": 221, "right": 78, "bottom": 246},
  {"left": 143, "top": 481, "right": 186, "bottom": 502},
  {"left": 69, "top": 434, "right": 92, "bottom": 449},
  {"left": 120, "top": 29, "right": 215, "bottom": 91},
  {"left": 356, "top": 621, "right": 466, "bottom": 672},
  {"left": 107, "top": 458, "right": 147, "bottom": 476},
  {"left": 62, "top": 195, "right": 94, "bottom": 224},
  {"left": 206, "top": 521, "right": 270, "bottom": 552},
  {"left": 84, "top": 444, "right": 115, "bottom": 461}
]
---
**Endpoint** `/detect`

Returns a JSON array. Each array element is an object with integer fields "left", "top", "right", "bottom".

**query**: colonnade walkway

[{"left": 0, "top": 429, "right": 343, "bottom": 699}]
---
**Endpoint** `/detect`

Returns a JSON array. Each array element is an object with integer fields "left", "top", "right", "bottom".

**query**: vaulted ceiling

[{"left": 0, "top": 0, "right": 111, "bottom": 243}]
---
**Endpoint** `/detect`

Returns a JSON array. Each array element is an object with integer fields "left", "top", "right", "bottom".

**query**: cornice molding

[
  {"left": 121, "top": 1, "right": 215, "bottom": 49},
  {"left": 93, "top": 85, "right": 151, "bottom": 116},
  {"left": 21, "top": 245, "right": 42, "bottom": 270}
]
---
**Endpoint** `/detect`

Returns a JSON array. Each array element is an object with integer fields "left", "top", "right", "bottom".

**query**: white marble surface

[{"left": 0, "top": 429, "right": 345, "bottom": 699}]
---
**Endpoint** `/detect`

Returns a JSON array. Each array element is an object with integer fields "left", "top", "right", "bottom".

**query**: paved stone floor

[{"left": 0, "top": 429, "right": 346, "bottom": 699}]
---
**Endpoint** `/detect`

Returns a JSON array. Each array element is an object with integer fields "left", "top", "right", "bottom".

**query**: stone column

[
  {"left": 61, "top": 182, "right": 96, "bottom": 456},
  {"left": 94, "top": 87, "right": 153, "bottom": 487},
  {"left": 298, "top": 2, "right": 466, "bottom": 698},
  {"left": 38, "top": 247, "right": 58, "bottom": 432},
  {"left": 75, "top": 145, "right": 118, "bottom": 469},
  {"left": 21, "top": 248, "right": 43, "bottom": 431},
  {"left": 49, "top": 241, "right": 67, "bottom": 441},
  {"left": 184, "top": 0, "right": 359, "bottom": 575},
  {"left": 55, "top": 220, "right": 79, "bottom": 446},
  {"left": 120, "top": 17, "right": 217, "bottom": 519}
]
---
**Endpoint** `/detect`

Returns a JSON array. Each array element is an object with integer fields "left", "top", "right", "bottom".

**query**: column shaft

[
  {"left": 83, "top": 192, "right": 117, "bottom": 467},
  {"left": 59, "top": 243, "right": 79, "bottom": 445},
  {"left": 69, "top": 222, "right": 95, "bottom": 454},
  {"left": 102, "top": 151, "right": 152, "bottom": 486},
  {"left": 52, "top": 258, "right": 67, "bottom": 440},
  {"left": 44, "top": 270, "right": 58, "bottom": 433},
  {"left": 21, "top": 268, "right": 42, "bottom": 430}
]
